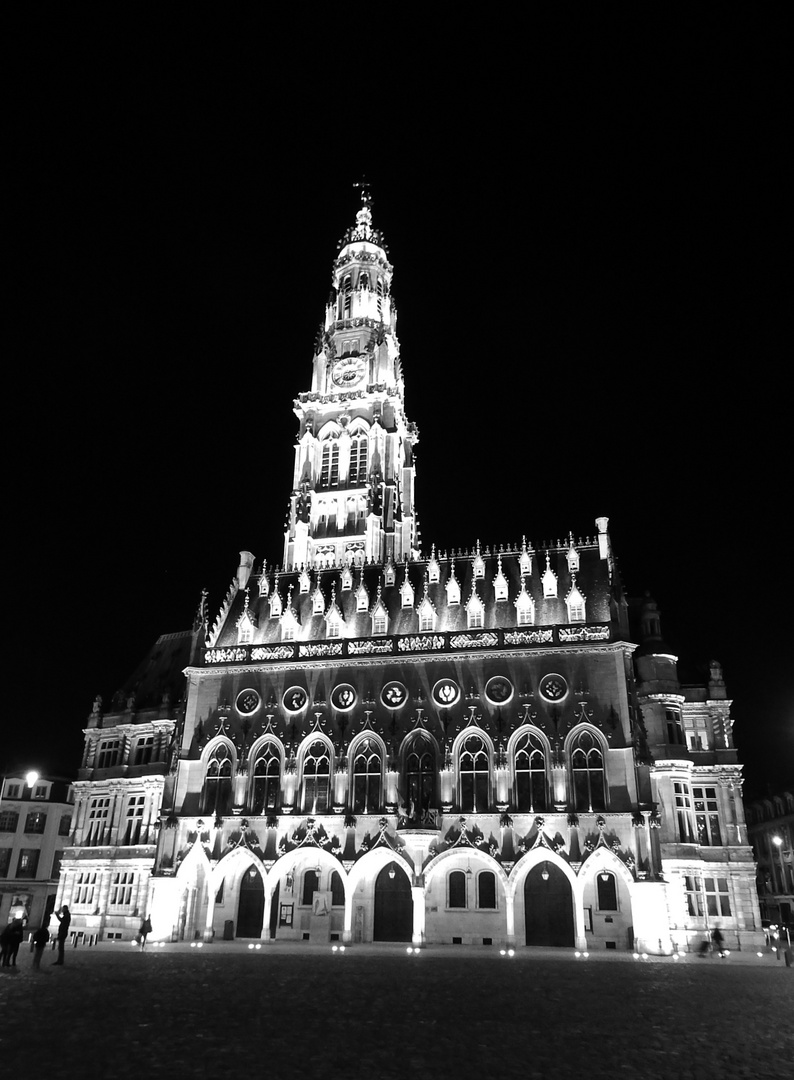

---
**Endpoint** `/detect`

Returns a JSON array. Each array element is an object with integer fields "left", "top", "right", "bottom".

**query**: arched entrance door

[
  {"left": 237, "top": 867, "right": 265, "bottom": 937},
  {"left": 373, "top": 863, "right": 412, "bottom": 942},
  {"left": 524, "top": 861, "right": 575, "bottom": 947}
]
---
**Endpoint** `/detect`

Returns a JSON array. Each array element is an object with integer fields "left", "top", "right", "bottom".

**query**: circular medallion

[
  {"left": 330, "top": 683, "right": 357, "bottom": 711},
  {"left": 236, "top": 689, "right": 261, "bottom": 716},
  {"left": 484, "top": 676, "right": 514, "bottom": 706},
  {"left": 432, "top": 679, "right": 461, "bottom": 708},
  {"left": 283, "top": 686, "right": 308, "bottom": 713},
  {"left": 539, "top": 673, "right": 568, "bottom": 703},
  {"left": 381, "top": 681, "right": 408, "bottom": 709}
]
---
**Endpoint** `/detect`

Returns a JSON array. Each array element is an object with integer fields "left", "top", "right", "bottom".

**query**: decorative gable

[
  {"left": 428, "top": 545, "right": 440, "bottom": 584},
  {"left": 371, "top": 587, "right": 389, "bottom": 635},
  {"left": 565, "top": 577, "right": 586, "bottom": 623},
  {"left": 341, "top": 565, "right": 353, "bottom": 591},
  {"left": 515, "top": 578, "right": 534, "bottom": 625},
  {"left": 566, "top": 536, "right": 580, "bottom": 574},
  {"left": 494, "top": 556, "right": 508, "bottom": 601},
  {"left": 519, "top": 538, "right": 532, "bottom": 577},
  {"left": 299, "top": 567, "right": 311, "bottom": 594},
  {"left": 400, "top": 572, "right": 415, "bottom": 609},
  {"left": 472, "top": 540, "right": 485, "bottom": 580},
  {"left": 446, "top": 564, "right": 461, "bottom": 606},
  {"left": 311, "top": 583, "right": 325, "bottom": 615},
  {"left": 466, "top": 581, "right": 485, "bottom": 629}
]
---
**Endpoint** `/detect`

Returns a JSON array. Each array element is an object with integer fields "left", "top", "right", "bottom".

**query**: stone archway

[
  {"left": 373, "top": 862, "right": 412, "bottom": 942},
  {"left": 524, "top": 860, "right": 575, "bottom": 947},
  {"left": 237, "top": 866, "right": 265, "bottom": 937}
]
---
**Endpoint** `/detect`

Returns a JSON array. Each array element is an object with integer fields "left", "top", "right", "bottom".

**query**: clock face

[{"left": 331, "top": 356, "right": 366, "bottom": 387}]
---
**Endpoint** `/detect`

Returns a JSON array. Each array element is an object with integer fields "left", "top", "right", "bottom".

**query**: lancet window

[
  {"left": 251, "top": 743, "right": 281, "bottom": 813},
  {"left": 352, "top": 738, "right": 383, "bottom": 814},
  {"left": 301, "top": 740, "right": 331, "bottom": 814},
  {"left": 570, "top": 730, "right": 606, "bottom": 812},
  {"left": 320, "top": 441, "right": 340, "bottom": 487},
  {"left": 203, "top": 744, "right": 234, "bottom": 815},
  {"left": 514, "top": 731, "right": 547, "bottom": 812},
  {"left": 404, "top": 736, "right": 436, "bottom": 818},
  {"left": 459, "top": 734, "right": 490, "bottom": 813},
  {"left": 348, "top": 434, "right": 369, "bottom": 485}
]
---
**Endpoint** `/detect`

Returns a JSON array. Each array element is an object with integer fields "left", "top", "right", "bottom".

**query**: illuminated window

[
  {"left": 24, "top": 811, "right": 47, "bottom": 834},
  {"left": 251, "top": 744, "right": 280, "bottom": 813},
  {"left": 446, "top": 574, "right": 460, "bottom": 606},
  {"left": 541, "top": 557, "right": 557, "bottom": 598},
  {"left": 467, "top": 602, "right": 484, "bottom": 629},
  {"left": 133, "top": 735, "right": 155, "bottom": 766},
  {"left": 352, "top": 739, "right": 382, "bottom": 814},
  {"left": 34, "top": 785, "right": 48, "bottom": 800},
  {"left": 666, "top": 709, "right": 685, "bottom": 746},
  {"left": 515, "top": 584, "right": 534, "bottom": 626},
  {"left": 459, "top": 735, "right": 490, "bottom": 813},
  {"left": 514, "top": 731, "right": 547, "bottom": 812},
  {"left": 349, "top": 435, "right": 369, "bottom": 485},
  {"left": 96, "top": 739, "right": 121, "bottom": 769},
  {"left": 566, "top": 583, "right": 585, "bottom": 623},
  {"left": 674, "top": 782, "right": 695, "bottom": 843},
  {"left": 570, "top": 731, "right": 605, "bottom": 812},
  {"left": 418, "top": 601, "right": 435, "bottom": 632},
  {"left": 16, "top": 849, "right": 40, "bottom": 878},
  {"left": 110, "top": 871, "right": 135, "bottom": 908},
  {"left": 123, "top": 796, "right": 145, "bottom": 845},
  {"left": 684, "top": 717, "right": 709, "bottom": 752},
  {"left": 693, "top": 787, "right": 722, "bottom": 846},
  {"left": 327, "top": 615, "right": 342, "bottom": 639},
  {"left": 477, "top": 871, "right": 497, "bottom": 909},
  {"left": 302, "top": 741, "right": 331, "bottom": 813},
  {"left": 86, "top": 797, "right": 111, "bottom": 845},
  {"left": 404, "top": 737, "right": 436, "bottom": 817},
  {"left": 596, "top": 871, "right": 618, "bottom": 911},
  {"left": 448, "top": 870, "right": 467, "bottom": 908},
  {"left": 203, "top": 745, "right": 233, "bottom": 815},
  {"left": 494, "top": 560, "right": 508, "bottom": 601},
  {"left": 312, "top": 587, "right": 325, "bottom": 615},
  {"left": 299, "top": 568, "right": 311, "bottom": 593}
]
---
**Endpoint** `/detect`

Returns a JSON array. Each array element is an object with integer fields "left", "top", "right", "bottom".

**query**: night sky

[{"left": 6, "top": 19, "right": 790, "bottom": 799}]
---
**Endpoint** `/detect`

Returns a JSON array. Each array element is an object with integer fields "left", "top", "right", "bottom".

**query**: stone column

[
  {"left": 262, "top": 884, "right": 272, "bottom": 943},
  {"left": 411, "top": 884, "right": 425, "bottom": 946},
  {"left": 203, "top": 888, "right": 216, "bottom": 943},
  {"left": 505, "top": 893, "right": 515, "bottom": 947}
]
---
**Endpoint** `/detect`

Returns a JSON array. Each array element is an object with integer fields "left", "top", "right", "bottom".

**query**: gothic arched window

[
  {"left": 348, "top": 434, "right": 369, "bottom": 486},
  {"left": 459, "top": 735, "right": 490, "bottom": 813},
  {"left": 514, "top": 731, "right": 547, "bottom": 812},
  {"left": 251, "top": 743, "right": 281, "bottom": 813},
  {"left": 570, "top": 731, "right": 606, "bottom": 812},
  {"left": 203, "top": 744, "right": 233, "bottom": 815},
  {"left": 301, "top": 741, "right": 331, "bottom": 813},
  {"left": 404, "top": 737, "right": 436, "bottom": 819},
  {"left": 596, "top": 870, "right": 618, "bottom": 911},
  {"left": 352, "top": 738, "right": 382, "bottom": 814},
  {"left": 320, "top": 440, "right": 340, "bottom": 487}
]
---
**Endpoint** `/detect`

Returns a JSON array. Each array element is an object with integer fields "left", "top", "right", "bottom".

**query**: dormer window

[
  {"left": 428, "top": 549, "right": 440, "bottom": 584},
  {"left": 565, "top": 580, "right": 586, "bottom": 623},
  {"left": 400, "top": 576, "right": 414, "bottom": 609},
  {"left": 494, "top": 558, "right": 508, "bottom": 601},
  {"left": 384, "top": 561, "right": 396, "bottom": 586},
  {"left": 237, "top": 618, "right": 254, "bottom": 645},
  {"left": 473, "top": 552, "right": 485, "bottom": 579},
  {"left": 312, "top": 586, "right": 325, "bottom": 615},
  {"left": 299, "top": 568, "right": 311, "bottom": 594},
  {"left": 281, "top": 611, "right": 299, "bottom": 642},
  {"left": 519, "top": 541, "right": 532, "bottom": 577},
  {"left": 566, "top": 541, "right": 580, "bottom": 574},
  {"left": 446, "top": 571, "right": 460, "bottom": 606},
  {"left": 356, "top": 582, "right": 369, "bottom": 612},
  {"left": 372, "top": 611, "right": 388, "bottom": 635},
  {"left": 327, "top": 614, "right": 342, "bottom": 639},
  {"left": 515, "top": 582, "right": 534, "bottom": 626},
  {"left": 417, "top": 598, "right": 436, "bottom": 633},
  {"left": 269, "top": 591, "right": 283, "bottom": 619},
  {"left": 341, "top": 566, "right": 353, "bottom": 591},
  {"left": 466, "top": 586, "right": 485, "bottom": 630},
  {"left": 541, "top": 556, "right": 557, "bottom": 599}
]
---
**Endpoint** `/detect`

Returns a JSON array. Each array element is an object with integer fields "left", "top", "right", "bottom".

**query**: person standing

[
  {"left": 138, "top": 915, "right": 152, "bottom": 949},
  {"left": 31, "top": 923, "right": 50, "bottom": 970},
  {"left": 52, "top": 905, "right": 71, "bottom": 966}
]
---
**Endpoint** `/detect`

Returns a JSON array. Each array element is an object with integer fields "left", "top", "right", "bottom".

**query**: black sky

[{"left": 6, "top": 16, "right": 791, "bottom": 798}]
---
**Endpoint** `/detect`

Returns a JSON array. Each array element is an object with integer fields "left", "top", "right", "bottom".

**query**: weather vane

[{"left": 353, "top": 177, "right": 372, "bottom": 207}]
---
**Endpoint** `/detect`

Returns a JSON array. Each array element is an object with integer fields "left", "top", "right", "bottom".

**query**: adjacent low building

[
  {"left": 746, "top": 790, "right": 794, "bottom": 932},
  {"left": 0, "top": 774, "right": 74, "bottom": 931}
]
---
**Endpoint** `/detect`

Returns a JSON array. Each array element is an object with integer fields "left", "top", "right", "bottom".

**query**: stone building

[
  {"left": 746, "top": 790, "right": 794, "bottom": 932},
  {"left": 58, "top": 195, "right": 763, "bottom": 953},
  {"left": 1, "top": 773, "right": 74, "bottom": 931}
]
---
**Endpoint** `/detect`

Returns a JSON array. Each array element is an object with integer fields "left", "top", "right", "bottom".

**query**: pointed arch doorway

[
  {"left": 524, "top": 861, "right": 575, "bottom": 947},
  {"left": 237, "top": 867, "right": 265, "bottom": 937},
  {"left": 373, "top": 863, "right": 412, "bottom": 942}
]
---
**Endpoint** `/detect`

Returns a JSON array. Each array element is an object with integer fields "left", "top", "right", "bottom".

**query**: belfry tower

[{"left": 284, "top": 192, "right": 419, "bottom": 570}]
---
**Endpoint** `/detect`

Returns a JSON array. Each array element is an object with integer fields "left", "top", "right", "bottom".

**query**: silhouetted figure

[
  {"left": 52, "top": 906, "right": 71, "bottom": 965},
  {"left": 711, "top": 927, "right": 725, "bottom": 956},
  {"left": 32, "top": 923, "right": 50, "bottom": 970},
  {"left": 0, "top": 920, "right": 24, "bottom": 967},
  {"left": 138, "top": 916, "right": 152, "bottom": 949}
]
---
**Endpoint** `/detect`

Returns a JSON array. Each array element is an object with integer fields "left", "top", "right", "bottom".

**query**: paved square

[{"left": 1, "top": 944, "right": 791, "bottom": 1079}]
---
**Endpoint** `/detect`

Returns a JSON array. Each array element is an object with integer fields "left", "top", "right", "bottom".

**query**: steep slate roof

[
  {"left": 106, "top": 630, "right": 192, "bottom": 711},
  {"left": 210, "top": 535, "right": 623, "bottom": 649}
]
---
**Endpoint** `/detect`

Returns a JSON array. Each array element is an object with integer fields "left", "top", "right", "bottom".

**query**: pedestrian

[
  {"left": 52, "top": 905, "right": 71, "bottom": 966},
  {"left": 138, "top": 915, "right": 152, "bottom": 949},
  {"left": 711, "top": 926, "right": 725, "bottom": 957},
  {"left": 0, "top": 920, "right": 25, "bottom": 967},
  {"left": 31, "top": 923, "right": 50, "bottom": 970}
]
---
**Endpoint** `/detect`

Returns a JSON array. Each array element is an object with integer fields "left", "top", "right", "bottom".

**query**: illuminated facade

[
  {"left": 59, "top": 197, "right": 764, "bottom": 952},
  {"left": 746, "top": 791, "right": 794, "bottom": 930}
]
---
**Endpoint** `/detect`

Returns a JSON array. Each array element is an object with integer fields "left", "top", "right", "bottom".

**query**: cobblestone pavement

[{"left": 1, "top": 943, "right": 791, "bottom": 1079}]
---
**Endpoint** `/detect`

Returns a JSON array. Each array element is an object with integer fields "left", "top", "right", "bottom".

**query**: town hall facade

[{"left": 55, "top": 197, "right": 763, "bottom": 953}]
